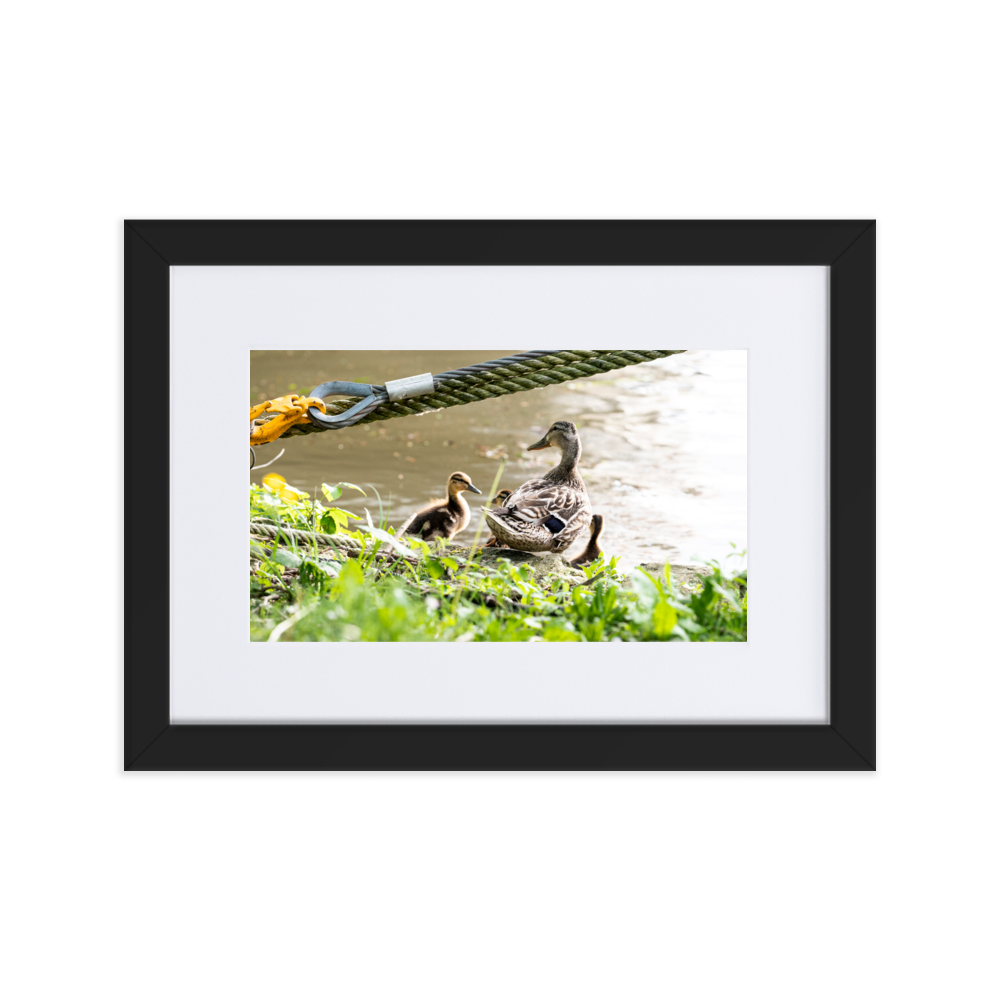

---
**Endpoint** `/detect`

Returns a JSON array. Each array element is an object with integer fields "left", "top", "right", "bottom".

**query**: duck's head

[
  {"left": 526, "top": 420, "right": 580, "bottom": 453},
  {"left": 491, "top": 489, "right": 513, "bottom": 507},
  {"left": 589, "top": 513, "right": 604, "bottom": 541},
  {"left": 447, "top": 471, "right": 482, "bottom": 496}
]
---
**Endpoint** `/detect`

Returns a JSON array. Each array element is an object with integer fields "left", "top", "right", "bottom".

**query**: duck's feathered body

[
  {"left": 483, "top": 490, "right": 513, "bottom": 548},
  {"left": 400, "top": 471, "right": 482, "bottom": 541},
  {"left": 483, "top": 421, "right": 591, "bottom": 553}
]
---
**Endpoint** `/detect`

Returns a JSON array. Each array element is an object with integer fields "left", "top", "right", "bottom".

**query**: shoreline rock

[
  {"left": 635, "top": 562, "right": 712, "bottom": 588},
  {"left": 449, "top": 546, "right": 589, "bottom": 582}
]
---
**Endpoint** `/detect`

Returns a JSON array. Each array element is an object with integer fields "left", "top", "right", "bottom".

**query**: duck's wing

[
  {"left": 501, "top": 481, "right": 589, "bottom": 526},
  {"left": 503, "top": 478, "right": 548, "bottom": 504}
]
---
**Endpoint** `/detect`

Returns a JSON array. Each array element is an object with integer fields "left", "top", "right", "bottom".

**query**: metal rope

[{"left": 265, "top": 349, "right": 686, "bottom": 438}]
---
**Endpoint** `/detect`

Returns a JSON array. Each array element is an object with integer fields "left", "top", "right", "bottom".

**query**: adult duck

[
  {"left": 400, "top": 471, "right": 482, "bottom": 541},
  {"left": 483, "top": 421, "right": 591, "bottom": 553}
]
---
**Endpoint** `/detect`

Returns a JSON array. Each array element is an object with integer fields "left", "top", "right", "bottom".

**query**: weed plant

[{"left": 250, "top": 480, "right": 747, "bottom": 643}]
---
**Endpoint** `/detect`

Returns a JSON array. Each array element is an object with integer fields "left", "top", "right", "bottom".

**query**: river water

[{"left": 250, "top": 350, "right": 746, "bottom": 570}]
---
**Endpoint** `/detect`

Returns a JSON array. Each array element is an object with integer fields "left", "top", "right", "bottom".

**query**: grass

[{"left": 250, "top": 478, "right": 747, "bottom": 643}]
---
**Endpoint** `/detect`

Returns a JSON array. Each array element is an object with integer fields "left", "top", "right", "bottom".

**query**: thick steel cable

[{"left": 267, "top": 349, "right": 685, "bottom": 438}]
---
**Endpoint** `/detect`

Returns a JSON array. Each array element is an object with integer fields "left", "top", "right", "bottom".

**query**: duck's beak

[
  {"left": 467, "top": 484, "right": 483, "bottom": 494},
  {"left": 526, "top": 435, "right": 551, "bottom": 451}
]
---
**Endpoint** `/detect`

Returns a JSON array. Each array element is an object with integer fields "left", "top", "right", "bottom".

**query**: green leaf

[
  {"left": 368, "top": 525, "right": 413, "bottom": 556},
  {"left": 632, "top": 569, "right": 660, "bottom": 609},
  {"left": 320, "top": 508, "right": 360, "bottom": 534},
  {"left": 440, "top": 556, "right": 459, "bottom": 573},
  {"left": 542, "top": 624, "right": 579, "bottom": 642},
  {"left": 710, "top": 581, "right": 742, "bottom": 611},
  {"left": 321, "top": 483, "right": 343, "bottom": 502},
  {"left": 652, "top": 601, "right": 678, "bottom": 638},
  {"left": 671, "top": 622, "right": 692, "bottom": 642},
  {"left": 270, "top": 548, "right": 302, "bottom": 569},
  {"left": 337, "top": 559, "right": 364, "bottom": 590},
  {"left": 299, "top": 558, "right": 327, "bottom": 586}
]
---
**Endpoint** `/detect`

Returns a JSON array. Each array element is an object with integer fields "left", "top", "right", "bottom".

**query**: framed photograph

[{"left": 125, "top": 220, "right": 874, "bottom": 770}]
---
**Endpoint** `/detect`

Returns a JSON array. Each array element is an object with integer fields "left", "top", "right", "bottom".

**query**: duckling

[
  {"left": 484, "top": 489, "right": 513, "bottom": 548},
  {"left": 400, "top": 471, "right": 482, "bottom": 541},
  {"left": 569, "top": 514, "right": 604, "bottom": 567},
  {"left": 483, "top": 421, "right": 592, "bottom": 553}
]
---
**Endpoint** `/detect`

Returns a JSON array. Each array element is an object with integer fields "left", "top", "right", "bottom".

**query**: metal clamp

[{"left": 385, "top": 372, "right": 434, "bottom": 401}]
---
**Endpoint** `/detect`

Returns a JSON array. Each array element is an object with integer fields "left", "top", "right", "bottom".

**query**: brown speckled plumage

[
  {"left": 400, "top": 471, "right": 482, "bottom": 541},
  {"left": 483, "top": 421, "right": 592, "bottom": 553},
  {"left": 483, "top": 489, "right": 514, "bottom": 548}
]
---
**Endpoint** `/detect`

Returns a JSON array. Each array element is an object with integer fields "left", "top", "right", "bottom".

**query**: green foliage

[
  {"left": 252, "top": 480, "right": 365, "bottom": 535},
  {"left": 250, "top": 485, "right": 748, "bottom": 643}
]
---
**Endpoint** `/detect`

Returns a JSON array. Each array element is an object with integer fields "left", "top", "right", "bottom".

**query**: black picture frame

[{"left": 125, "top": 220, "right": 875, "bottom": 771}]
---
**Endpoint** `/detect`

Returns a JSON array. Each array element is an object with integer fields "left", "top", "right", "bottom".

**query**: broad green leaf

[
  {"left": 652, "top": 601, "right": 678, "bottom": 638},
  {"left": 270, "top": 548, "right": 302, "bottom": 569},
  {"left": 710, "top": 581, "right": 741, "bottom": 611},
  {"left": 367, "top": 525, "right": 415, "bottom": 558},
  {"left": 632, "top": 569, "right": 660, "bottom": 609},
  {"left": 542, "top": 624, "right": 579, "bottom": 642}
]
